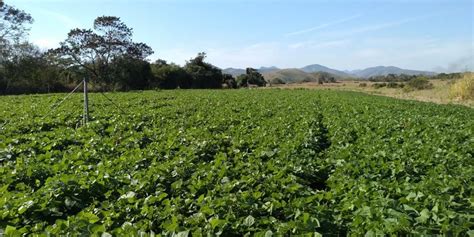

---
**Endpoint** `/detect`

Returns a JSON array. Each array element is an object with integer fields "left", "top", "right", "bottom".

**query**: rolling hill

[
  {"left": 224, "top": 65, "right": 437, "bottom": 82},
  {"left": 223, "top": 66, "right": 280, "bottom": 77},
  {"left": 349, "top": 66, "right": 436, "bottom": 78},
  {"left": 263, "top": 69, "right": 315, "bottom": 84},
  {"left": 263, "top": 69, "right": 342, "bottom": 84},
  {"left": 301, "top": 64, "right": 354, "bottom": 78},
  {"left": 222, "top": 68, "right": 246, "bottom": 77}
]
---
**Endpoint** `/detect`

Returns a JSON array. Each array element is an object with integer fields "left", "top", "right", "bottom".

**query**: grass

[
  {"left": 270, "top": 79, "right": 474, "bottom": 107},
  {"left": 450, "top": 72, "right": 474, "bottom": 101}
]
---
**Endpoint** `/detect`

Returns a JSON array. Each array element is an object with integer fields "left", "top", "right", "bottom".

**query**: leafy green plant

[{"left": 0, "top": 89, "right": 472, "bottom": 236}]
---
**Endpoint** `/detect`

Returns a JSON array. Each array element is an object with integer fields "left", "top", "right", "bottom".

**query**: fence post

[{"left": 83, "top": 78, "right": 89, "bottom": 124}]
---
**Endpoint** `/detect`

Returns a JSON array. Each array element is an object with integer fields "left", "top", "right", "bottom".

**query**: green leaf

[
  {"left": 120, "top": 191, "right": 136, "bottom": 199},
  {"left": 4, "top": 226, "right": 19, "bottom": 235},
  {"left": 209, "top": 217, "right": 225, "bottom": 229},
  {"left": 415, "top": 209, "right": 430, "bottom": 223},
  {"left": 81, "top": 212, "right": 100, "bottom": 224},
  {"left": 302, "top": 213, "right": 310, "bottom": 224},
  {"left": 18, "top": 200, "right": 34, "bottom": 214},
  {"left": 244, "top": 215, "right": 255, "bottom": 227},
  {"left": 174, "top": 230, "right": 189, "bottom": 237}
]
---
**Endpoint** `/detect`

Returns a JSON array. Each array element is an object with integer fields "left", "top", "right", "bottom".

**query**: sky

[{"left": 8, "top": 0, "right": 474, "bottom": 72}]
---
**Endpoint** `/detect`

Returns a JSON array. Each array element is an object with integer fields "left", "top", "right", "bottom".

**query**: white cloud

[
  {"left": 32, "top": 37, "right": 61, "bottom": 49},
  {"left": 35, "top": 8, "right": 82, "bottom": 29},
  {"left": 289, "top": 39, "right": 350, "bottom": 49},
  {"left": 322, "top": 15, "right": 435, "bottom": 39}
]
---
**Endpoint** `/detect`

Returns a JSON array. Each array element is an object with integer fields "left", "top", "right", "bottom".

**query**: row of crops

[{"left": 0, "top": 89, "right": 473, "bottom": 236}]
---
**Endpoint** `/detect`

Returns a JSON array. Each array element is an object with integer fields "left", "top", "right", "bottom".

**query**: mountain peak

[{"left": 301, "top": 64, "right": 354, "bottom": 77}]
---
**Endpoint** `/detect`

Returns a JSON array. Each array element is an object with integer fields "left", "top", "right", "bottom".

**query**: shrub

[
  {"left": 406, "top": 77, "right": 433, "bottom": 90},
  {"left": 387, "top": 82, "right": 399, "bottom": 88},
  {"left": 270, "top": 78, "right": 286, "bottom": 85},
  {"left": 373, "top": 83, "right": 387, "bottom": 89},
  {"left": 359, "top": 83, "right": 367, "bottom": 87},
  {"left": 450, "top": 73, "right": 474, "bottom": 100}
]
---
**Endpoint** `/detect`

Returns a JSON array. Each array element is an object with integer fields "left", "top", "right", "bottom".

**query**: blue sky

[{"left": 9, "top": 0, "right": 474, "bottom": 72}]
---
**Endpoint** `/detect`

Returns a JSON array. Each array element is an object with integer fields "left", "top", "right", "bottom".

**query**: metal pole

[{"left": 83, "top": 78, "right": 89, "bottom": 124}]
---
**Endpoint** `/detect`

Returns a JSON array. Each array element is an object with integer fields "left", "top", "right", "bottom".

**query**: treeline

[
  {"left": 0, "top": 3, "right": 266, "bottom": 95},
  {"left": 367, "top": 73, "right": 463, "bottom": 82}
]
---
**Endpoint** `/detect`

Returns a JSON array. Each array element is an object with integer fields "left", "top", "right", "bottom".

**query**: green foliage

[
  {"left": 0, "top": 2, "right": 34, "bottom": 60},
  {"left": 369, "top": 74, "right": 418, "bottom": 82},
  {"left": 237, "top": 68, "right": 267, "bottom": 87},
  {"left": 49, "top": 16, "right": 154, "bottom": 86},
  {"left": 184, "top": 52, "right": 223, "bottom": 89},
  {"left": 387, "top": 82, "right": 404, "bottom": 88},
  {"left": 110, "top": 56, "right": 154, "bottom": 91},
  {"left": 0, "top": 90, "right": 473, "bottom": 236},
  {"left": 313, "top": 72, "right": 336, "bottom": 84},
  {"left": 372, "top": 83, "right": 387, "bottom": 88},
  {"left": 436, "top": 72, "right": 463, "bottom": 80},
  {"left": 236, "top": 74, "right": 248, "bottom": 87},
  {"left": 151, "top": 60, "right": 192, "bottom": 89},
  {"left": 406, "top": 77, "right": 433, "bottom": 90},
  {"left": 222, "top": 74, "right": 237, "bottom": 89},
  {"left": 269, "top": 77, "right": 286, "bottom": 85},
  {"left": 0, "top": 44, "right": 67, "bottom": 94},
  {"left": 372, "top": 81, "right": 406, "bottom": 89},
  {"left": 368, "top": 73, "right": 464, "bottom": 83}
]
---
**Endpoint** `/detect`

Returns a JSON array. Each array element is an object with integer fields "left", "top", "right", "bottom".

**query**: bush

[
  {"left": 406, "top": 77, "right": 433, "bottom": 90},
  {"left": 222, "top": 74, "right": 237, "bottom": 89},
  {"left": 270, "top": 78, "right": 286, "bottom": 85},
  {"left": 359, "top": 83, "right": 367, "bottom": 87},
  {"left": 387, "top": 82, "right": 401, "bottom": 88},
  {"left": 237, "top": 68, "right": 266, "bottom": 87},
  {"left": 373, "top": 83, "right": 387, "bottom": 89},
  {"left": 450, "top": 73, "right": 474, "bottom": 100}
]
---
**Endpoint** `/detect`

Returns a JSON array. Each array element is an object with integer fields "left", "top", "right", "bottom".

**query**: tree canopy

[
  {"left": 184, "top": 52, "right": 223, "bottom": 89},
  {"left": 237, "top": 68, "right": 267, "bottom": 87},
  {"left": 0, "top": 2, "right": 33, "bottom": 62},
  {"left": 50, "top": 16, "right": 153, "bottom": 86}
]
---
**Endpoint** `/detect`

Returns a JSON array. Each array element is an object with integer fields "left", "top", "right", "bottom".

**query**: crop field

[{"left": 0, "top": 90, "right": 473, "bottom": 236}]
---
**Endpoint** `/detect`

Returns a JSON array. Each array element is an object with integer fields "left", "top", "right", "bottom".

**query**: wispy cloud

[
  {"left": 326, "top": 15, "right": 435, "bottom": 38},
  {"left": 36, "top": 8, "right": 81, "bottom": 29},
  {"left": 285, "top": 14, "right": 363, "bottom": 37},
  {"left": 289, "top": 39, "right": 351, "bottom": 49}
]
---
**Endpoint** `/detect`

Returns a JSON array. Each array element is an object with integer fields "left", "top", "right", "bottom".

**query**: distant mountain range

[
  {"left": 300, "top": 64, "right": 354, "bottom": 78},
  {"left": 222, "top": 64, "right": 436, "bottom": 81},
  {"left": 347, "top": 66, "right": 437, "bottom": 78},
  {"left": 223, "top": 66, "right": 281, "bottom": 77},
  {"left": 264, "top": 69, "right": 344, "bottom": 84}
]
